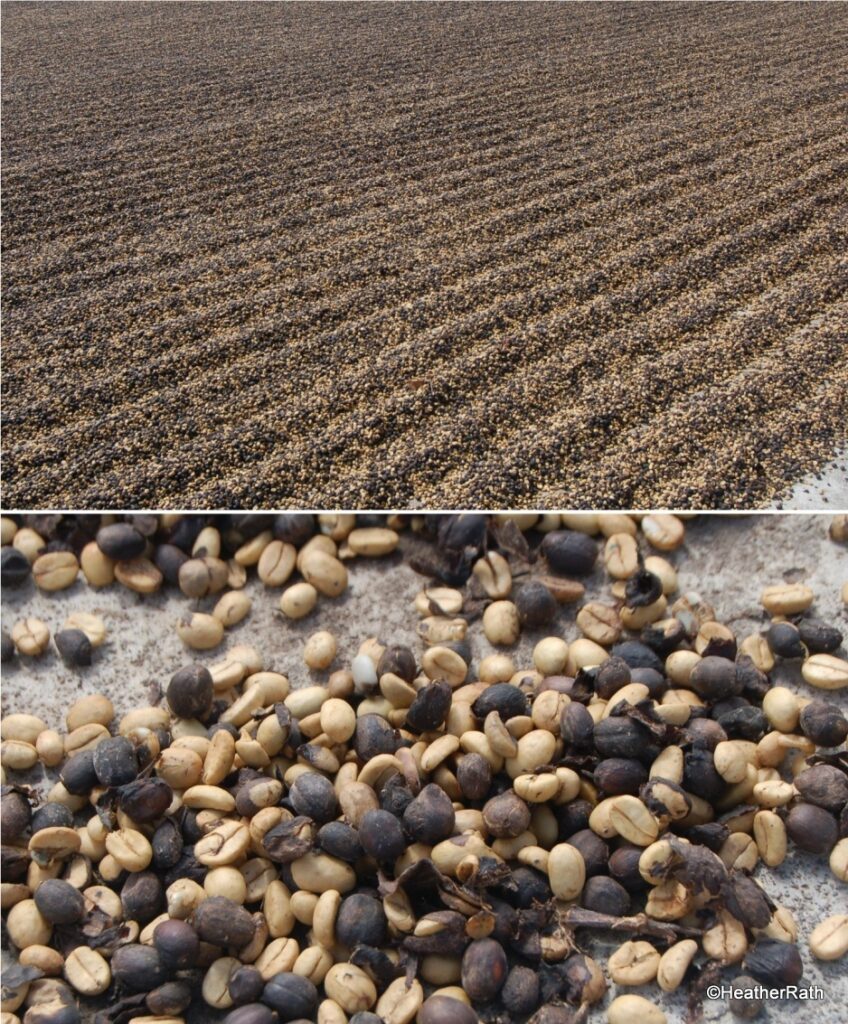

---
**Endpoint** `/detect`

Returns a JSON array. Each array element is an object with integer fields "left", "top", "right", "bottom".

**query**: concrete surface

[
  {"left": 772, "top": 449, "right": 848, "bottom": 510},
  {"left": 2, "top": 513, "right": 847, "bottom": 1021}
]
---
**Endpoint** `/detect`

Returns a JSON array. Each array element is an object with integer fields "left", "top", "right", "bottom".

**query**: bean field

[{"left": 2, "top": 2, "right": 847, "bottom": 508}]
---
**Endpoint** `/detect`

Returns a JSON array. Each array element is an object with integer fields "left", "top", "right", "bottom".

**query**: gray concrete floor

[
  {"left": 771, "top": 450, "right": 848, "bottom": 510},
  {"left": 2, "top": 513, "right": 847, "bottom": 1022}
]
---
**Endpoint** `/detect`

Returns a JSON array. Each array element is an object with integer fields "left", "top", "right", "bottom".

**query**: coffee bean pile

[
  {"left": 1, "top": 513, "right": 847, "bottom": 1024},
  {"left": 3, "top": 4, "right": 848, "bottom": 509}
]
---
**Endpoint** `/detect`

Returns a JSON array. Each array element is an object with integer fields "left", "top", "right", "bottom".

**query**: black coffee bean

[
  {"left": 472, "top": 683, "right": 528, "bottom": 722},
  {"left": 765, "top": 622, "right": 806, "bottom": 659},
  {"left": 263, "top": 817, "right": 316, "bottom": 863},
  {"left": 483, "top": 790, "right": 531, "bottom": 839},
  {"left": 146, "top": 980, "right": 193, "bottom": 1016},
  {"left": 438, "top": 513, "right": 487, "bottom": 553},
  {"left": 794, "top": 765, "right": 848, "bottom": 813},
  {"left": 502, "top": 964, "right": 540, "bottom": 1016},
  {"left": 514, "top": 580, "right": 558, "bottom": 627},
  {"left": 560, "top": 702, "right": 595, "bottom": 750},
  {"left": 403, "top": 784, "right": 456, "bottom": 844},
  {"left": 355, "top": 714, "right": 402, "bottom": 760},
  {"left": 744, "top": 940, "right": 803, "bottom": 985},
  {"left": 119, "top": 778, "right": 173, "bottom": 823},
  {"left": 288, "top": 772, "right": 337, "bottom": 823},
  {"left": 54, "top": 628, "right": 92, "bottom": 667},
  {"left": 785, "top": 803, "right": 838, "bottom": 853},
  {"left": 541, "top": 530, "right": 598, "bottom": 576},
  {"left": 609, "top": 640, "right": 665, "bottom": 674},
  {"left": 1, "top": 547, "right": 32, "bottom": 587},
  {"left": 594, "top": 657, "right": 632, "bottom": 700},
  {"left": 93, "top": 736, "right": 138, "bottom": 787},
  {"left": 166, "top": 664, "right": 214, "bottom": 720},
  {"left": 689, "top": 656, "right": 743, "bottom": 701},
  {"left": 378, "top": 775, "right": 413, "bottom": 819},
  {"left": 594, "top": 758, "right": 647, "bottom": 796},
  {"left": 317, "top": 821, "right": 363, "bottom": 862},
  {"left": 111, "top": 944, "right": 169, "bottom": 991},
  {"left": 163, "top": 847, "right": 207, "bottom": 888},
  {"left": 683, "top": 749, "right": 726, "bottom": 804},
  {"left": 419, "top": 995, "right": 479, "bottom": 1024},
  {"left": 194, "top": 896, "right": 256, "bottom": 948},
  {"left": 1, "top": 631, "right": 15, "bottom": 662},
  {"left": 685, "top": 717, "right": 728, "bottom": 750},
  {"left": 261, "top": 972, "right": 318, "bottom": 1022},
  {"left": 556, "top": 799, "right": 593, "bottom": 839},
  {"left": 1, "top": 789, "right": 32, "bottom": 841},
  {"left": 629, "top": 666, "right": 667, "bottom": 699},
  {"left": 336, "top": 893, "right": 387, "bottom": 948},
  {"left": 684, "top": 822, "right": 730, "bottom": 852},
  {"left": 272, "top": 514, "right": 315, "bottom": 546},
  {"left": 121, "top": 870, "right": 164, "bottom": 924},
  {"left": 152, "top": 819, "right": 184, "bottom": 871},
  {"left": 624, "top": 568, "right": 663, "bottom": 608},
  {"left": 640, "top": 618, "right": 688, "bottom": 656},
  {"left": 499, "top": 865, "right": 552, "bottom": 908},
  {"left": 405, "top": 680, "right": 452, "bottom": 732},
  {"left": 799, "top": 700, "right": 848, "bottom": 747},
  {"left": 728, "top": 974, "right": 763, "bottom": 1020},
  {"left": 608, "top": 845, "right": 648, "bottom": 891},
  {"left": 377, "top": 644, "right": 417, "bottom": 682},
  {"left": 96, "top": 522, "right": 146, "bottom": 560},
  {"left": 580, "top": 875, "right": 631, "bottom": 916},
  {"left": 60, "top": 750, "right": 98, "bottom": 795},
  {"left": 1, "top": 845, "right": 30, "bottom": 883},
  {"left": 229, "top": 965, "right": 265, "bottom": 1006},
  {"left": 359, "top": 809, "right": 406, "bottom": 863},
  {"left": 462, "top": 937, "right": 508, "bottom": 1002},
  {"left": 153, "top": 918, "right": 199, "bottom": 969},
  {"left": 456, "top": 753, "right": 492, "bottom": 801},
  {"left": 797, "top": 618, "right": 843, "bottom": 654},
  {"left": 716, "top": 705, "right": 768, "bottom": 741},
  {"left": 723, "top": 873, "right": 771, "bottom": 929},
  {"left": 566, "top": 830, "right": 609, "bottom": 876},
  {"left": 34, "top": 878, "right": 85, "bottom": 924},
  {"left": 153, "top": 543, "right": 189, "bottom": 585},
  {"left": 594, "top": 717, "right": 658, "bottom": 762}
]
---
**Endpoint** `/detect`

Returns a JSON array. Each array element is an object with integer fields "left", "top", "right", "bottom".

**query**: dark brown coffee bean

[
  {"left": 1, "top": 546, "right": 32, "bottom": 587},
  {"left": 461, "top": 937, "right": 508, "bottom": 1002},
  {"left": 154, "top": 542, "right": 189, "bottom": 585},
  {"left": 744, "top": 940, "right": 803, "bottom": 985},
  {"left": 542, "top": 531, "right": 598, "bottom": 576},
  {"left": 723, "top": 873, "right": 771, "bottom": 929},
  {"left": 765, "top": 621, "right": 806, "bottom": 659},
  {"left": 119, "top": 777, "right": 173, "bottom": 823},
  {"left": 194, "top": 896, "right": 256, "bottom": 948},
  {"left": 146, "top": 980, "right": 193, "bottom": 1016},
  {"left": 289, "top": 772, "right": 338, "bottom": 823},
  {"left": 96, "top": 522, "right": 146, "bottom": 561},
  {"left": 419, "top": 995, "right": 479, "bottom": 1024},
  {"left": 377, "top": 644, "right": 417, "bottom": 682},
  {"left": 122, "top": 870, "right": 164, "bottom": 924},
  {"left": 483, "top": 791, "right": 531, "bottom": 838},
  {"left": 594, "top": 657, "right": 632, "bottom": 700},
  {"left": 318, "top": 821, "right": 363, "bottom": 863},
  {"left": 456, "top": 753, "right": 492, "bottom": 801},
  {"left": 261, "top": 972, "right": 318, "bottom": 1021},
  {"left": 34, "top": 878, "right": 85, "bottom": 924},
  {"left": 514, "top": 581, "right": 558, "bottom": 627},
  {"left": 610, "top": 640, "right": 665, "bottom": 674},
  {"left": 263, "top": 816, "right": 316, "bottom": 863},
  {"left": 502, "top": 964, "right": 540, "bottom": 1016},
  {"left": 60, "top": 750, "right": 98, "bottom": 795},
  {"left": 55, "top": 628, "right": 92, "bottom": 667},
  {"left": 689, "top": 656, "right": 743, "bottom": 701},
  {"left": 229, "top": 965, "right": 265, "bottom": 1005},
  {"left": 785, "top": 803, "right": 838, "bottom": 853},
  {"left": 594, "top": 758, "right": 647, "bottom": 796},
  {"left": 405, "top": 680, "right": 452, "bottom": 732},
  {"left": 111, "top": 943, "right": 169, "bottom": 992},
  {"left": 336, "top": 893, "right": 387, "bottom": 948},
  {"left": 92, "top": 736, "right": 138, "bottom": 787},
  {"left": 580, "top": 875, "right": 630, "bottom": 916},
  {"left": 560, "top": 702, "right": 595, "bottom": 750},
  {"left": 167, "top": 664, "right": 214, "bottom": 720},
  {"left": 1, "top": 788, "right": 32, "bottom": 840},
  {"left": 566, "top": 830, "right": 609, "bottom": 876},
  {"left": 225, "top": 1005, "right": 278, "bottom": 1024},
  {"left": 609, "top": 845, "right": 649, "bottom": 892},
  {"left": 403, "top": 784, "right": 456, "bottom": 844},
  {"left": 797, "top": 617, "right": 843, "bottom": 654},
  {"left": 355, "top": 714, "right": 402, "bottom": 760},
  {"left": 152, "top": 818, "right": 184, "bottom": 870},
  {"left": 794, "top": 765, "right": 848, "bottom": 813},
  {"left": 728, "top": 974, "right": 763, "bottom": 1020},
  {"left": 799, "top": 700, "right": 848, "bottom": 747},
  {"left": 153, "top": 918, "right": 199, "bottom": 969},
  {"left": 472, "top": 683, "right": 528, "bottom": 722},
  {"left": 359, "top": 809, "right": 406, "bottom": 863}
]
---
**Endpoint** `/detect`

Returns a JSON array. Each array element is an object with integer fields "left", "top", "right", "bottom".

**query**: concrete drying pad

[{"left": 2, "top": 513, "right": 847, "bottom": 1022}]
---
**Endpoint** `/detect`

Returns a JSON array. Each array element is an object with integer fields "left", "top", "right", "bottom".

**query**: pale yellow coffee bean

[
  {"left": 650, "top": 746, "right": 684, "bottom": 783},
  {"left": 233, "top": 530, "right": 273, "bottom": 566},
  {"left": 257, "top": 540, "right": 297, "bottom": 586},
  {"left": 607, "top": 940, "right": 660, "bottom": 985},
  {"left": 472, "top": 553, "right": 513, "bottom": 599},
  {"left": 607, "top": 995, "right": 666, "bottom": 1024},
  {"left": 66, "top": 695, "right": 114, "bottom": 733},
  {"left": 644, "top": 555, "right": 678, "bottom": 595},
  {"left": 809, "top": 915, "right": 848, "bottom": 961},
  {"left": 6, "top": 899, "right": 52, "bottom": 949},
  {"left": 414, "top": 587, "right": 464, "bottom": 617},
  {"left": 104, "top": 829, "right": 152, "bottom": 872},
  {"left": 720, "top": 832, "right": 759, "bottom": 872},
  {"left": 802, "top": 653, "right": 848, "bottom": 690},
  {"left": 376, "top": 976, "right": 424, "bottom": 1024},
  {"left": 656, "top": 938, "right": 698, "bottom": 992},
  {"left": 762, "top": 686, "right": 799, "bottom": 731},
  {"left": 320, "top": 698, "right": 357, "bottom": 743},
  {"left": 64, "top": 723, "right": 109, "bottom": 756},
  {"left": 62, "top": 613, "right": 107, "bottom": 648},
  {"left": 290, "top": 853, "right": 356, "bottom": 894},
  {"left": 300, "top": 551, "right": 347, "bottom": 597},
  {"left": 422, "top": 646, "right": 467, "bottom": 687},
  {"left": 641, "top": 514, "right": 684, "bottom": 551},
  {"left": 739, "top": 633, "right": 774, "bottom": 672},
  {"left": 156, "top": 747, "right": 204, "bottom": 788},
  {"left": 665, "top": 650, "right": 701, "bottom": 686},
  {"left": 547, "top": 843, "right": 586, "bottom": 900},
  {"left": 532, "top": 637, "right": 568, "bottom": 676},
  {"left": 177, "top": 613, "right": 224, "bottom": 650},
  {"left": 577, "top": 602, "right": 622, "bottom": 645},
  {"left": 482, "top": 601, "right": 521, "bottom": 646},
  {"left": 202, "top": 956, "right": 239, "bottom": 1009},
  {"left": 192, "top": 525, "right": 221, "bottom": 558},
  {"left": 604, "top": 533, "right": 638, "bottom": 579},
  {"left": 293, "top": 944, "right": 333, "bottom": 985},
  {"left": 324, "top": 962, "right": 377, "bottom": 1014},
  {"left": 80, "top": 542, "right": 115, "bottom": 587},
  {"left": 598, "top": 514, "right": 637, "bottom": 538},
  {"left": 182, "top": 785, "right": 236, "bottom": 812},
  {"left": 830, "top": 838, "right": 848, "bottom": 881},
  {"left": 12, "top": 527, "right": 46, "bottom": 562},
  {"left": 195, "top": 820, "right": 250, "bottom": 867},
  {"left": 568, "top": 637, "right": 609, "bottom": 671},
  {"left": 702, "top": 910, "right": 747, "bottom": 962},
  {"left": 1, "top": 741, "right": 38, "bottom": 771},
  {"left": 212, "top": 591, "right": 252, "bottom": 628},
  {"left": 347, "top": 527, "right": 399, "bottom": 556},
  {"left": 19, "top": 944, "right": 64, "bottom": 976},
  {"left": 35, "top": 731, "right": 64, "bottom": 768},
  {"left": 1, "top": 714, "right": 47, "bottom": 745},
  {"left": 752, "top": 781, "right": 795, "bottom": 809},
  {"left": 11, "top": 618, "right": 50, "bottom": 656},
  {"left": 280, "top": 582, "right": 319, "bottom": 619},
  {"left": 64, "top": 946, "right": 110, "bottom": 995},
  {"left": 114, "top": 557, "right": 163, "bottom": 594},
  {"left": 0, "top": 516, "right": 18, "bottom": 545},
  {"left": 609, "top": 796, "right": 659, "bottom": 846},
  {"left": 761, "top": 583, "right": 813, "bottom": 615},
  {"left": 713, "top": 741, "right": 750, "bottom": 784},
  {"left": 304, "top": 631, "right": 337, "bottom": 670},
  {"left": 32, "top": 551, "right": 79, "bottom": 591}
]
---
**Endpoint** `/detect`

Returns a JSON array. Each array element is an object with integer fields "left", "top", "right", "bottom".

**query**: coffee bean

[
  {"left": 581, "top": 875, "right": 631, "bottom": 916},
  {"left": 167, "top": 664, "right": 214, "bottom": 720},
  {"left": 195, "top": 896, "right": 256, "bottom": 948},
  {"left": 404, "top": 784, "right": 456, "bottom": 844},
  {"left": 514, "top": 581, "right": 558, "bottom": 627},
  {"left": 461, "top": 937, "right": 507, "bottom": 1002},
  {"left": 744, "top": 939, "right": 803, "bottom": 985},
  {"left": 472, "top": 683, "right": 527, "bottom": 722},
  {"left": 482, "top": 790, "right": 531, "bottom": 839},
  {"left": 785, "top": 803, "right": 838, "bottom": 853},
  {"left": 33, "top": 879, "right": 84, "bottom": 925},
  {"left": 799, "top": 700, "right": 848, "bottom": 747},
  {"left": 359, "top": 809, "right": 406, "bottom": 864},
  {"left": 224, "top": 1005, "right": 278, "bottom": 1024},
  {"left": 111, "top": 944, "right": 169, "bottom": 992},
  {"left": 261, "top": 972, "right": 318, "bottom": 1021},
  {"left": 1, "top": 546, "right": 32, "bottom": 587},
  {"left": 406, "top": 680, "right": 452, "bottom": 732},
  {"left": 289, "top": 772, "right": 338, "bottom": 823},
  {"left": 93, "top": 736, "right": 138, "bottom": 787},
  {"left": 419, "top": 995, "right": 479, "bottom": 1024},
  {"left": 794, "top": 765, "right": 848, "bottom": 813},
  {"left": 728, "top": 974, "right": 764, "bottom": 1019}
]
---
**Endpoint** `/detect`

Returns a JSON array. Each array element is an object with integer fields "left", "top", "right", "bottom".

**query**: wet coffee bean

[
  {"left": 153, "top": 918, "right": 199, "bottom": 968},
  {"left": 785, "top": 803, "right": 838, "bottom": 853},
  {"left": 359, "top": 809, "right": 406, "bottom": 863},
  {"left": 96, "top": 522, "right": 146, "bottom": 561},
  {"left": 261, "top": 972, "right": 318, "bottom": 1021},
  {"left": 403, "top": 784, "right": 456, "bottom": 844},
  {"left": 92, "top": 736, "right": 138, "bottom": 787},
  {"left": 33, "top": 878, "right": 85, "bottom": 924},
  {"left": 167, "top": 664, "right": 214, "bottom": 720},
  {"left": 336, "top": 893, "right": 387, "bottom": 948},
  {"left": 462, "top": 937, "right": 508, "bottom": 1002},
  {"left": 799, "top": 700, "right": 848, "bottom": 747},
  {"left": 55, "top": 629, "right": 92, "bottom": 667},
  {"left": 289, "top": 772, "right": 338, "bottom": 823}
]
